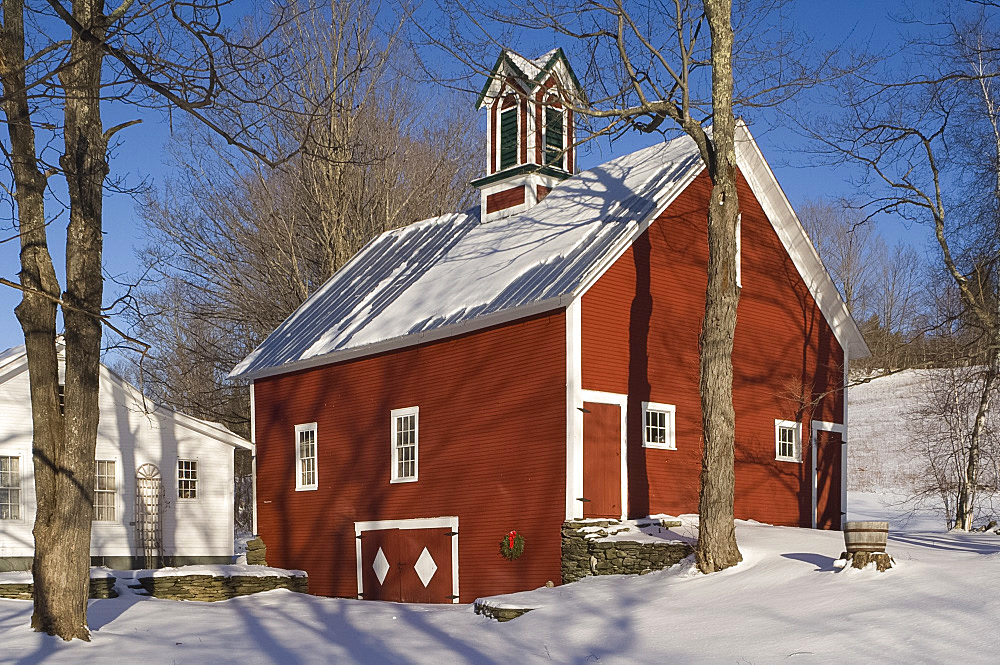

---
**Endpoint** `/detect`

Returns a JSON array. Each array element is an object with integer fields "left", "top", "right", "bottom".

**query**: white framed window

[
  {"left": 295, "top": 423, "right": 318, "bottom": 491},
  {"left": 775, "top": 420, "right": 802, "bottom": 462},
  {"left": 642, "top": 402, "right": 677, "bottom": 449},
  {"left": 94, "top": 459, "right": 117, "bottom": 522},
  {"left": 0, "top": 455, "right": 22, "bottom": 520},
  {"left": 391, "top": 407, "right": 418, "bottom": 483},
  {"left": 177, "top": 459, "right": 198, "bottom": 499}
]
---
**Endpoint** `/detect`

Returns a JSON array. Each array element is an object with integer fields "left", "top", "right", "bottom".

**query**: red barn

[{"left": 230, "top": 50, "right": 869, "bottom": 604}]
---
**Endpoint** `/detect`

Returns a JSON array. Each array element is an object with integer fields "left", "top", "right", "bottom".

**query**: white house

[{"left": 0, "top": 343, "right": 253, "bottom": 571}]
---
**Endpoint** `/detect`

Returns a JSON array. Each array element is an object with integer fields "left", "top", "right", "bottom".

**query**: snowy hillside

[{"left": 848, "top": 370, "right": 930, "bottom": 492}]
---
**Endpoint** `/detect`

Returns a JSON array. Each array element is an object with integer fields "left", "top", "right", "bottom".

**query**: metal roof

[{"left": 230, "top": 136, "right": 704, "bottom": 379}]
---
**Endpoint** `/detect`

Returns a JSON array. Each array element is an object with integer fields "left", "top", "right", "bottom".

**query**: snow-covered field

[{"left": 1, "top": 373, "right": 998, "bottom": 664}]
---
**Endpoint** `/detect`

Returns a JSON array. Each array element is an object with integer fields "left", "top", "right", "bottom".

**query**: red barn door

[
  {"left": 583, "top": 401, "right": 622, "bottom": 518},
  {"left": 815, "top": 430, "right": 844, "bottom": 530},
  {"left": 359, "top": 524, "right": 456, "bottom": 603}
]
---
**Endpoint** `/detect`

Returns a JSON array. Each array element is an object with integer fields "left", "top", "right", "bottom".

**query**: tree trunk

[
  {"left": 696, "top": 0, "right": 743, "bottom": 573},
  {"left": 954, "top": 346, "right": 1000, "bottom": 531},
  {"left": 29, "top": 0, "right": 108, "bottom": 641},
  {"left": 0, "top": 0, "right": 87, "bottom": 640}
]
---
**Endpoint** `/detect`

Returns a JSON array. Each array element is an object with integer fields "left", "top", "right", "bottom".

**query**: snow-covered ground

[
  {"left": 2, "top": 372, "right": 998, "bottom": 663},
  {"left": 2, "top": 499, "right": 998, "bottom": 664}
]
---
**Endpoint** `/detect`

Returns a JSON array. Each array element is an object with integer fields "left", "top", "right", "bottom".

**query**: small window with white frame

[
  {"left": 642, "top": 401, "right": 676, "bottom": 450},
  {"left": 391, "top": 406, "right": 418, "bottom": 483},
  {"left": 178, "top": 459, "right": 198, "bottom": 499},
  {"left": 94, "top": 459, "right": 117, "bottom": 521},
  {"left": 1, "top": 455, "right": 22, "bottom": 520},
  {"left": 775, "top": 420, "right": 802, "bottom": 462},
  {"left": 295, "top": 423, "right": 318, "bottom": 491}
]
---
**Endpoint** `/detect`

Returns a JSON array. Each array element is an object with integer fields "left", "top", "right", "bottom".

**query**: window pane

[
  {"left": 178, "top": 460, "right": 198, "bottom": 499},
  {"left": 94, "top": 460, "right": 116, "bottom": 521},
  {"left": 393, "top": 412, "right": 417, "bottom": 480}
]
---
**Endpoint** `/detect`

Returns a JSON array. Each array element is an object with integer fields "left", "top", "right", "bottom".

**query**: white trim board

[
  {"left": 565, "top": 300, "right": 583, "bottom": 520},
  {"left": 579, "top": 389, "right": 628, "bottom": 521},
  {"left": 353, "top": 516, "right": 460, "bottom": 604}
]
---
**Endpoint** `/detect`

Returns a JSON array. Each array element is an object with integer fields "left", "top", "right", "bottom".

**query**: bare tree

[
  {"left": 798, "top": 199, "right": 878, "bottom": 316},
  {"left": 0, "top": 0, "right": 327, "bottom": 640},
  {"left": 127, "top": 3, "right": 480, "bottom": 434},
  {"left": 909, "top": 363, "right": 1000, "bottom": 528},
  {"left": 814, "top": 8, "right": 1000, "bottom": 530}
]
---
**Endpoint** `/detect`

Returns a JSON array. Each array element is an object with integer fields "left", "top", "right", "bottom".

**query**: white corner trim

[
  {"left": 566, "top": 299, "right": 583, "bottom": 520},
  {"left": 579, "top": 389, "right": 628, "bottom": 520},
  {"left": 250, "top": 381, "right": 258, "bottom": 535},
  {"left": 841, "top": 347, "right": 850, "bottom": 529},
  {"left": 640, "top": 401, "right": 677, "bottom": 450},
  {"left": 354, "top": 516, "right": 460, "bottom": 604}
]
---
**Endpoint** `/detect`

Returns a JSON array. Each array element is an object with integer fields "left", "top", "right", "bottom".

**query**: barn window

[
  {"left": 0, "top": 456, "right": 21, "bottom": 520},
  {"left": 391, "top": 406, "right": 418, "bottom": 483},
  {"left": 295, "top": 423, "right": 318, "bottom": 490},
  {"left": 775, "top": 420, "right": 801, "bottom": 462},
  {"left": 544, "top": 107, "right": 564, "bottom": 168},
  {"left": 178, "top": 460, "right": 198, "bottom": 499},
  {"left": 499, "top": 107, "right": 518, "bottom": 170},
  {"left": 642, "top": 402, "right": 676, "bottom": 450},
  {"left": 94, "top": 459, "right": 117, "bottom": 521}
]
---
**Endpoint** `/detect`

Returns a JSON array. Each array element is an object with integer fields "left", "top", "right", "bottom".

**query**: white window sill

[
  {"left": 390, "top": 477, "right": 418, "bottom": 484},
  {"left": 775, "top": 457, "right": 802, "bottom": 463},
  {"left": 643, "top": 442, "right": 676, "bottom": 450},
  {"left": 295, "top": 486, "right": 318, "bottom": 492}
]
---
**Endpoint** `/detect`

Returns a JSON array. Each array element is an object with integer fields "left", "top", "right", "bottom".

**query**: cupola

[{"left": 471, "top": 48, "right": 583, "bottom": 221}]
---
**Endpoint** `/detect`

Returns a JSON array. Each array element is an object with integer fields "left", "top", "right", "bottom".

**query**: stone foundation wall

[
  {"left": 0, "top": 576, "right": 117, "bottom": 600},
  {"left": 562, "top": 520, "right": 692, "bottom": 583},
  {"left": 137, "top": 573, "right": 307, "bottom": 601}
]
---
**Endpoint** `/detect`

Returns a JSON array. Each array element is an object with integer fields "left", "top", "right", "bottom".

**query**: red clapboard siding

[
  {"left": 486, "top": 185, "right": 526, "bottom": 213},
  {"left": 253, "top": 310, "right": 567, "bottom": 601},
  {"left": 581, "top": 170, "right": 844, "bottom": 527}
]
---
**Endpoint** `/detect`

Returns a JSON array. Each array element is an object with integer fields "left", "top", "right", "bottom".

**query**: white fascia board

[
  {"left": 234, "top": 296, "right": 572, "bottom": 381},
  {"left": 733, "top": 122, "right": 870, "bottom": 359}
]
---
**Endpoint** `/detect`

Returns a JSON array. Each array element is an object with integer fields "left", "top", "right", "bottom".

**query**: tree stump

[{"left": 839, "top": 551, "right": 894, "bottom": 572}]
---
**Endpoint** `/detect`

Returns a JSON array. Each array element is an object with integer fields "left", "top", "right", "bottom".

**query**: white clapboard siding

[{"left": 0, "top": 348, "right": 251, "bottom": 560}]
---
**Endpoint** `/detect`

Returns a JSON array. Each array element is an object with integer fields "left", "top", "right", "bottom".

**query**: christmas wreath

[{"left": 499, "top": 530, "right": 525, "bottom": 561}]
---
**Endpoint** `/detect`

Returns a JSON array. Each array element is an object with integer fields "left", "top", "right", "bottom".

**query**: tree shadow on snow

[{"left": 780, "top": 553, "right": 840, "bottom": 572}]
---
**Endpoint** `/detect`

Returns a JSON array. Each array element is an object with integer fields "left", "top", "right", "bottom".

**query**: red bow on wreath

[{"left": 508, "top": 530, "right": 517, "bottom": 549}]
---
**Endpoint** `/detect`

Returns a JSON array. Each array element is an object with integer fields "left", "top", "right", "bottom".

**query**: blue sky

[{"left": 0, "top": 0, "right": 945, "bottom": 354}]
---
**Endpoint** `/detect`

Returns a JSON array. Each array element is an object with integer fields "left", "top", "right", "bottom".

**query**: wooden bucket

[{"left": 844, "top": 521, "right": 889, "bottom": 553}]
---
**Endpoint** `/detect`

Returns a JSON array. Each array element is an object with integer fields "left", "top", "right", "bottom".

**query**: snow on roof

[{"left": 231, "top": 136, "right": 705, "bottom": 379}]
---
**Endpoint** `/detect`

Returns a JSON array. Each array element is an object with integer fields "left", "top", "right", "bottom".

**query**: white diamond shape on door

[
  {"left": 373, "top": 547, "right": 390, "bottom": 585},
  {"left": 414, "top": 547, "right": 438, "bottom": 588}
]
